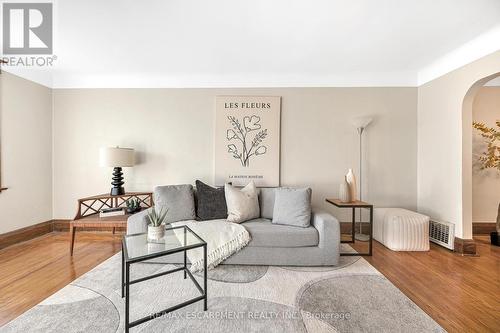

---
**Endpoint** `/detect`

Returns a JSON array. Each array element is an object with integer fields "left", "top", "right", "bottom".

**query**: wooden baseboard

[
  {"left": 0, "top": 219, "right": 127, "bottom": 250},
  {"left": 473, "top": 223, "right": 497, "bottom": 235},
  {"left": 0, "top": 220, "right": 54, "bottom": 250},
  {"left": 340, "top": 222, "right": 370, "bottom": 234},
  {"left": 2, "top": 220, "right": 491, "bottom": 253},
  {"left": 52, "top": 219, "right": 71, "bottom": 231},
  {"left": 454, "top": 237, "right": 477, "bottom": 255}
]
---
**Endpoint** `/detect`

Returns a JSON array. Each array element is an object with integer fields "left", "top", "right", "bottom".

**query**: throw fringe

[{"left": 190, "top": 228, "right": 251, "bottom": 273}]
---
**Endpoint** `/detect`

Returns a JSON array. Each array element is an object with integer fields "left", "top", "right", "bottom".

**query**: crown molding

[
  {"left": 4, "top": 20, "right": 500, "bottom": 91},
  {"left": 2, "top": 70, "right": 418, "bottom": 89},
  {"left": 417, "top": 24, "right": 500, "bottom": 85}
]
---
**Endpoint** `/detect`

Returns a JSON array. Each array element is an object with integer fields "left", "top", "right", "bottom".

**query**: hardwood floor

[
  {"left": 365, "top": 236, "right": 500, "bottom": 333},
  {"left": 0, "top": 232, "right": 498, "bottom": 332}
]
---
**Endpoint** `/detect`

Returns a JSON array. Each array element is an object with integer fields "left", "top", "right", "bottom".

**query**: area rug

[{"left": 2, "top": 246, "right": 445, "bottom": 332}]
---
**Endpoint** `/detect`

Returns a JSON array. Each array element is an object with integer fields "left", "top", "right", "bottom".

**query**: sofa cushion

[
  {"left": 225, "top": 182, "right": 260, "bottom": 223},
  {"left": 259, "top": 187, "right": 276, "bottom": 219},
  {"left": 242, "top": 218, "right": 319, "bottom": 247},
  {"left": 272, "top": 187, "right": 312, "bottom": 228},
  {"left": 154, "top": 184, "right": 196, "bottom": 223},
  {"left": 195, "top": 180, "right": 228, "bottom": 220}
]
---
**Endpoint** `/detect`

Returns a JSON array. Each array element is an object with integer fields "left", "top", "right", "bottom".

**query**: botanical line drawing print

[{"left": 226, "top": 115, "right": 268, "bottom": 167}]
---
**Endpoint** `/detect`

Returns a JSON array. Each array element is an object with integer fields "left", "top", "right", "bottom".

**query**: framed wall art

[{"left": 214, "top": 96, "right": 281, "bottom": 187}]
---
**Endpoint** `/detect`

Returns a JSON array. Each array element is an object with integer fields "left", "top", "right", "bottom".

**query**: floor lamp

[{"left": 352, "top": 116, "right": 373, "bottom": 241}]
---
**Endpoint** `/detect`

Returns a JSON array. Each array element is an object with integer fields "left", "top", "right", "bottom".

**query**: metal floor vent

[{"left": 429, "top": 220, "right": 454, "bottom": 250}]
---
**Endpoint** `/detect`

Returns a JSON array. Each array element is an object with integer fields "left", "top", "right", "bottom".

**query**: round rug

[
  {"left": 194, "top": 264, "right": 269, "bottom": 283},
  {"left": 171, "top": 263, "right": 269, "bottom": 283},
  {"left": 297, "top": 275, "right": 444, "bottom": 332},
  {"left": 142, "top": 296, "right": 307, "bottom": 332},
  {"left": 280, "top": 255, "right": 360, "bottom": 272},
  {"left": 2, "top": 285, "right": 119, "bottom": 333}
]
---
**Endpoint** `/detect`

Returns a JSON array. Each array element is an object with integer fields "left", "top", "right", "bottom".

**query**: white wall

[
  {"left": 417, "top": 50, "right": 500, "bottom": 239},
  {"left": 53, "top": 88, "right": 417, "bottom": 220},
  {"left": 0, "top": 73, "right": 53, "bottom": 233},
  {"left": 3, "top": 50, "right": 500, "bottom": 240},
  {"left": 472, "top": 87, "right": 500, "bottom": 223}
]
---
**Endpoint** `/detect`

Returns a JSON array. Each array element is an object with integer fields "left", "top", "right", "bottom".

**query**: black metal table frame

[
  {"left": 121, "top": 225, "right": 207, "bottom": 332},
  {"left": 325, "top": 200, "right": 373, "bottom": 256},
  {"left": 340, "top": 206, "right": 373, "bottom": 256}
]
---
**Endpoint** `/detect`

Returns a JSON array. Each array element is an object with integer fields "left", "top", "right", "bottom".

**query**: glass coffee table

[{"left": 121, "top": 225, "right": 207, "bottom": 332}]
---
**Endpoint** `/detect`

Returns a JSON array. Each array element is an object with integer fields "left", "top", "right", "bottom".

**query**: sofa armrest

[
  {"left": 311, "top": 210, "right": 341, "bottom": 259},
  {"left": 127, "top": 208, "right": 153, "bottom": 235}
]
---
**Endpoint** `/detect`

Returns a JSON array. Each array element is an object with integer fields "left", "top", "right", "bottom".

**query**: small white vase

[
  {"left": 345, "top": 169, "right": 357, "bottom": 202},
  {"left": 147, "top": 224, "right": 164, "bottom": 242},
  {"left": 339, "top": 178, "right": 351, "bottom": 203}
]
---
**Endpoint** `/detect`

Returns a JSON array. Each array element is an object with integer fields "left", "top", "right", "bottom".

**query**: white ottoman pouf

[{"left": 373, "top": 208, "right": 430, "bottom": 251}]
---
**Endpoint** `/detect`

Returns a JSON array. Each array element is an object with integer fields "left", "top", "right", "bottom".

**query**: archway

[{"left": 461, "top": 72, "right": 500, "bottom": 240}]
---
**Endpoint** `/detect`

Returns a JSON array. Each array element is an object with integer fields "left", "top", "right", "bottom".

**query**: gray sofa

[{"left": 127, "top": 187, "right": 341, "bottom": 266}]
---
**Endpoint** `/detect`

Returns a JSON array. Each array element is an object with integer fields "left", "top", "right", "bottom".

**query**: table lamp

[{"left": 99, "top": 147, "right": 135, "bottom": 196}]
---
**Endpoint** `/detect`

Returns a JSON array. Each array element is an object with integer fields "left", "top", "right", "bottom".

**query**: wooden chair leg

[
  {"left": 112, "top": 227, "right": 116, "bottom": 235},
  {"left": 70, "top": 224, "right": 76, "bottom": 256}
]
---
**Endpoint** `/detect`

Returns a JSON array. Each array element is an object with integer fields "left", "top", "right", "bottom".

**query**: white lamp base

[{"left": 355, "top": 233, "right": 370, "bottom": 242}]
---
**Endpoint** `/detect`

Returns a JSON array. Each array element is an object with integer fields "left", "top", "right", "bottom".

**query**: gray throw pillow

[
  {"left": 259, "top": 187, "right": 276, "bottom": 219},
  {"left": 272, "top": 187, "right": 312, "bottom": 228},
  {"left": 154, "top": 184, "right": 196, "bottom": 223},
  {"left": 195, "top": 180, "right": 228, "bottom": 220}
]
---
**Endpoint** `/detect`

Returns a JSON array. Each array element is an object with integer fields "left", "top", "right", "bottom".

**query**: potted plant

[
  {"left": 126, "top": 198, "right": 142, "bottom": 214},
  {"left": 472, "top": 121, "right": 500, "bottom": 246},
  {"left": 146, "top": 206, "right": 168, "bottom": 242}
]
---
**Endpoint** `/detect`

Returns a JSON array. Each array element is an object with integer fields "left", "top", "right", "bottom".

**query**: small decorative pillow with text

[{"left": 224, "top": 181, "right": 260, "bottom": 223}]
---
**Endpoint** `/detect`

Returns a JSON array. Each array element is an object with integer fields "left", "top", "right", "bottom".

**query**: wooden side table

[
  {"left": 70, "top": 192, "right": 153, "bottom": 256},
  {"left": 325, "top": 198, "right": 373, "bottom": 256}
]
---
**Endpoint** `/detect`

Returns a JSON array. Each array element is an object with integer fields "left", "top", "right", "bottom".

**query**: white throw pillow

[{"left": 225, "top": 182, "right": 260, "bottom": 223}]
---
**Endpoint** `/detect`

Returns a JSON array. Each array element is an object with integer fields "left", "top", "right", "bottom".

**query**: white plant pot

[{"left": 147, "top": 224, "right": 164, "bottom": 242}]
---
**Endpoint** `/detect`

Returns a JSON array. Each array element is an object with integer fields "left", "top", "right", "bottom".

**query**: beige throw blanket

[{"left": 172, "top": 219, "right": 251, "bottom": 272}]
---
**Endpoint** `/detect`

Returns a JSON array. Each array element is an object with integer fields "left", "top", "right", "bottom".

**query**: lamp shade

[
  {"left": 351, "top": 116, "right": 373, "bottom": 129},
  {"left": 99, "top": 147, "right": 135, "bottom": 167}
]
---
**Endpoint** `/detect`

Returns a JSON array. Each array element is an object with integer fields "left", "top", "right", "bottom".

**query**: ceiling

[{"left": 3, "top": 0, "right": 500, "bottom": 88}]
